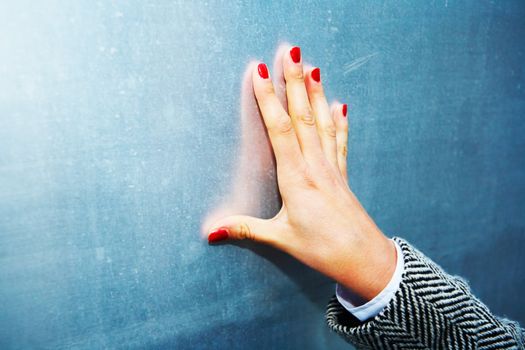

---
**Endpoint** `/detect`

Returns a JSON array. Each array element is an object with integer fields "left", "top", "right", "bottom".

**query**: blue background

[{"left": 0, "top": 1, "right": 524, "bottom": 349}]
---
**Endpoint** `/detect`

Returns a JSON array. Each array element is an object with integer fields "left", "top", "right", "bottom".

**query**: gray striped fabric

[{"left": 326, "top": 237, "right": 525, "bottom": 349}]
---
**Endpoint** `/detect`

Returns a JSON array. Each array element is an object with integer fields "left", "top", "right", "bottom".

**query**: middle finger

[{"left": 282, "top": 46, "right": 324, "bottom": 162}]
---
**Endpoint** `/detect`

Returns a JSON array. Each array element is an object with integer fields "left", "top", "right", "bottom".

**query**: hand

[{"left": 207, "top": 46, "right": 396, "bottom": 303}]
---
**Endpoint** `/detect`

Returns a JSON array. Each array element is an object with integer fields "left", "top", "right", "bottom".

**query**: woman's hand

[{"left": 207, "top": 46, "right": 396, "bottom": 303}]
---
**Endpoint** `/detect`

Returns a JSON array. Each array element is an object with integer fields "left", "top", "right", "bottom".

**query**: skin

[{"left": 207, "top": 46, "right": 397, "bottom": 303}]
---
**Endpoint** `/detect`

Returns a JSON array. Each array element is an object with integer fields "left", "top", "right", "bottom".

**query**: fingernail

[
  {"left": 208, "top": 228, "right": 229, "bottom": 243},
  {"left": 342, "top": 104, "right": 348, "bottom": 117},
  {"left": 290, "top": 46, "right": 301, "bottom": 63},
  {"left": 258, "top": 63, "right": 269, "bottom": 79},
  {"left": 311, "top": 67, "right": 321, "bottom": 83}
]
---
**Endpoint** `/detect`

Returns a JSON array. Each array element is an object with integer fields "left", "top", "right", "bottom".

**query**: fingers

[
  {"left": 332, "top": 102, "right": 349, "bottom": 181},
  {"left": 282, "top": 46, "right": 323, "bottom": 161},
  {"left": 207, "top": 215, "right": 282, "bottom": 248},
  {"left": 252, "top": 62, "right": 304, "bottom": 173},
  {"left": 305, "top": 67, "right": 338, "bottom": 170},
  {"left": 272, "top": 43, "right": 290, "bottom": 112},
  {"left": 239, "top": 62, "right": 276, "bottom": 173}
]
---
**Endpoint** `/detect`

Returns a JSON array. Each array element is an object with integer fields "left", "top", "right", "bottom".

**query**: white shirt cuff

[{"left": 335, "top": 239, "right": 404, "bottom": 322}]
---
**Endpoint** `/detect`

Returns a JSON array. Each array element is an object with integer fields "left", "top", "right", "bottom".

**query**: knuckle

[
  {"left": 262, "top": 83, "right": 275, "bottom": 95},
  {"left": 288, "top": 69, "right": 304, "bottom": 81},
  {"left": 299, "top": 165, "right": 318, "bottom": 190},
  {"left": 340, "top": 144, "right": 348, "bottom": 157},
  {"left": 303, "top": 174, "right": 317, "bottom": 190},
  {"left": 238, "top": 223, "right": 254, "bottom": 240},
  {"left": 295, "top": 109, "right": 316, "bottom": 127},
  {"left": 322, "top": 123, "right": 336, "bottom": 138},
  {"left": 270, "top": 115, "right": 293, "bottom": 135}
]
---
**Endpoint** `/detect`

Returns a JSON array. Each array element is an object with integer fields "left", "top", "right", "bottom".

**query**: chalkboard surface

[{"left": 1, "top": 1, "right": 524, "bottom": 349}]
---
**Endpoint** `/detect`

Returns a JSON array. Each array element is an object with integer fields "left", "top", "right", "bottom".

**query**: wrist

[{"left": 336, "top": 235, "right": 397, "bottom": 304}]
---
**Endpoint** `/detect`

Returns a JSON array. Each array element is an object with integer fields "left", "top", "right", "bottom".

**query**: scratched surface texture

[{"left": 1, "top": 1, "right": 524, "bottom": 349}]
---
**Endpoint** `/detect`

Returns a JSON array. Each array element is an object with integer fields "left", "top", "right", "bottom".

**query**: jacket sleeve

[{"left": 325, "top": 237, "right": 525, "bottom": 349}]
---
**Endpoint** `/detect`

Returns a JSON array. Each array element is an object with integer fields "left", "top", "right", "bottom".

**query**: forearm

[{"left": 326, "top": 237, "right": 525, "bottom": 349}]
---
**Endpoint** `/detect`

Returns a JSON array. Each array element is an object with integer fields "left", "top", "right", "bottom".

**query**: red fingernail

[
  {"left": 258, "top": 63, "right": 269, "bottom": 79},
  {"left": 208, "top": 228, "right": 229, "bottom": 243},
  {"left": 290, "top": 46, "right": 301, "bottom": 63},
  {"left": 342, "top": 104, "right": 348, "bottom": 117},
  {"left": 311, "top": 67, "right": 321, "bottom": 82}
]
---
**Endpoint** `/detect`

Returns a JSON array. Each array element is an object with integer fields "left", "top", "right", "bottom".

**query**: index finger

[{"left": 252, "top": 62, "right": 304, "bottom": 173}]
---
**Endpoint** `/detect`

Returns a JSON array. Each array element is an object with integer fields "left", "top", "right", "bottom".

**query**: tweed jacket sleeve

[{"left": 326, "top": 237, "right": 525, "bottom": 349}]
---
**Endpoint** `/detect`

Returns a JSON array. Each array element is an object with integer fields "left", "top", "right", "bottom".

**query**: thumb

[{"left": 207, "top": 215, "right": 278, "bottom": 246}]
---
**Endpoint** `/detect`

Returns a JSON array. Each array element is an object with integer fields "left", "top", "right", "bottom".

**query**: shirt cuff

[{"left": 335, "top": 239, "right": 404, "bottom": 322}]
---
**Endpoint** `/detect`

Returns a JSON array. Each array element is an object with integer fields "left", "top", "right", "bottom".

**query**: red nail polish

[
  {"left": 208, "top": 228, "right": 229, "bottom": 243},
  {"left": 290, "top": 46, "right": 301, "bottom": 63},
  {"left": 311, "top": 67, "right": 321, "bottom": 82},
  {"left": 258, "top": 63, "right": 269, "bottom": 79},
  {"left": 342, "top": 104, "right": 348, "bottom": 117}
]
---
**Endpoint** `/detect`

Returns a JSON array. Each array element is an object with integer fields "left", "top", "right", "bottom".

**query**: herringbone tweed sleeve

[{"left": 326, "top": 237, "right": 525, "bottom": 349}]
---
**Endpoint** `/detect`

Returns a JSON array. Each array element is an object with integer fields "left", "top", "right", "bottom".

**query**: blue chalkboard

[{"left": 0, "top": 1, "right": 524, "bottom": 349}]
